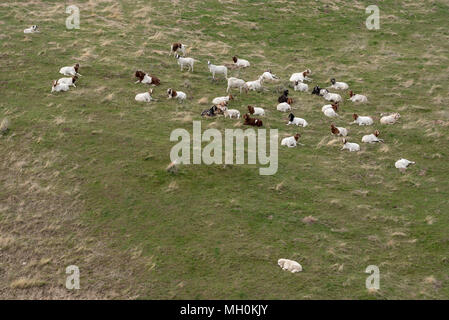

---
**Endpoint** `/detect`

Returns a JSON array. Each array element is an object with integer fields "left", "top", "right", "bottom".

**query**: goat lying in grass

[
  {"left": 281, "top": 134, "right": 302, "bottom": 148},
  {"left": 278, "top": 259, "right": 302, "bottom": 273},
  {"left": 380, "top": 113, "right": 400, "bottom": 124},
  {"left": 175, "top": 54, "right": 197, "bottom": 72},
  {"left": 290, "top": 69, "right": 312, "bottom": 82},
  {"left": 208, "top": 61, "right": 228, "bottom": 79},
  {"left": 294, "top": 80, "right": 308, "bottom": 92},
  {"left": 57, "top": 76, "right": 78, "bottom": 88},
  {"left": 352, "top": 114, "right": 373, "bottom": 126},
  {"left": 167, "top": 88, "right": 186, "bottom": 102},
  {"left": 232, "top": 56, "right": 250, "bottom": 68},
  {"left": 135, "top": 88, "right": 154, "bottom": 102},
  {"left": 201, "top": 105, "right": 218, "bottom": 117},
  {"left": 248, "top": 105, "right": 265, "bottom": 116},
  {"left": 223, "top": 108, "right": 240, "bottom": 119},
  {"left": 169, "top": 42, "right": 186, "bottom": 56},
  {"left": 395, "top": 158, "right": 415, "bottom": 170},
  {"left": 329, "top": 78, "right": 349, "bottom": 90},
  {"left": 331, "top": 124, "right": 348, "bottom": 137},
  {"left": 24, "top": 25, "right": 39, "bottom": 33},
  {"left": 260, "top": 70, "right": 279, "bottom": 82},
  {"left": 245, "top": 76, "right": 264, "bottom": 91},
  {"left": 322, "top": 103, "right": 339, "bottom": 117},
  {"left": 349, "top": 90, "right": 368, "bottom": 103},
  {"left": 287, "top": 113, "right": 308, "bottom": 127},
  {"left": 277, "top": 102, "right": 291, "bottom": 112},
  {"left": 341, "top": 139, "right": 360, "bottom": 152},
  {"left": 59, "top": 63, "right": 82, "bottom": 77},
  {"left": 51, "top": 80, "right": 69, "bottom": 92},
  {"left": 212, "top": 94, "right": 233, "bottom": 105},
  {"left": 227, "top": 77, "right": 246, "bottom": 93},
  {"left": 362, "top": 130, "right": 384, "bottom": 143},
  {"left": 135, "top": 71, "right": 160, "bottom": 85}
]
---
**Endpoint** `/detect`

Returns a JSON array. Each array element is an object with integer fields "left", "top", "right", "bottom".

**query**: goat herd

[{"left": 49, "top": 37, "right": 415, "bottom": 175}]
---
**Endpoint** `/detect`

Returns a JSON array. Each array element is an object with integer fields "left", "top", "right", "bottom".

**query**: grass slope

[{"left": 0, "top": 0, "right": 448, "bottom": 299}]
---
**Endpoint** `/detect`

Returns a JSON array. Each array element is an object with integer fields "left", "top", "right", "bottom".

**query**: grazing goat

[
  {"left": 352, "top": 114, "right": 373, "bottom": 126},
  {"left": 287, "top": 113, "right": 308, "bottom": 127},
  {"left": 281, "top": 134, "right": 302, "bottom": 148},
  {"left": 212, "top": 94, "right": 233, "bottom": 105},
  {"left": 395, "top": 159, "right": 415, "bottom": 170},
  {"left": 362, "top": 130, "right": 384, "bottom": 143},
  {"left": 201, "top": 105, "right": 218, "bottom": 117},
  {"left": 167, "top": 88, "right": 186, "bottom": 102},
  {"left": 232, "top": 56, "right": 250, "bottom": 68},
  {"left": 277, "top": 102, "right": 291, "bottom": 112},
  {"left": 341, "top": 139, "right": 360, "bottom": 152},
  {"left": 247, "top": 105, "right": 265, "bottom": 116},
  {"left": 135, "top": 71, "right": 161, "bottom": 85},
  {"left": 224, "top": 108, "right": 240, "bottom": 119},
  {"left": 169, "top": 42, "right": 186, "bottom": 56},
  {"left": 380, "top": 113, "right": 400, "bottom": 124},
  {"left": 51, "top": 80, "right": 69, "bottom": 93},
  {"left": 243, "top": 114, "right": 263, "bottom": 127},
  {"left": 260, "top": 70, "right": 279, "bottom": 82},
  {"left": 24, "top": 25, "right": 39, "bottom": 33},
  {"left": 331, "top": 124, "right": 348, "bottom": 137},
  {"left": 57, "top": 76, "right": 78, "bottom": 88},
  {"left": 135, "top": 88, "right": 154, "bottom": 102},
  {"left": 278, "top": 259, "right": 302, "bottom": 273},
  {"left": 290, "top": 69, "right": 312, "bottom": 82},
  {"left": 349, "top": 90, "right": 368, "bottom": 103},
  {"left": 207, "top": 61, "right": 228, "bottom": 79},
  {"left": 244, "top": 76, "right": 264, "bottom": 91},
  {"left": 59, "top": 63, "right": 82, "bottom": 77},
  {"left": 323, "top": 104, "right": 339, "bottom": 117},
  {"left": 175, "top": 54, "right": 197, "bottom": 72},
  {"left": 329, "top": 78, "right": 349, "bottom": 90},
  {"left": 227, "top": 77, "right": 246, "bottom": 93},
  {"left": 278, "top": 90, "right": 289, "bottom": 103},
  {"left": 294, "top": 80, "right": 308, "bottom": 92}
]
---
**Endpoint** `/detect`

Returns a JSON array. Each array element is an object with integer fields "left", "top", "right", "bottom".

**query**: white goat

[
  {"left": 175, "top": 54, "right": 197, "bottom": 72},
  {"left": 322, "top": 89, "right": 342, "bottom": 103},
  {"left": 24, "top": 25, "right": 39, "bottom": 33},
  {"left": 277, "top": 102, "right": 291, "bottom": 112},
  {"left": 294, "top": 80, "right": 308, "bottom": 92},
  {"left": 278, "top": 259, "right": 302, "bottom": 273},
  {"left": 260, "top": 70, "right": 279, "bottom": 82},
  {"left": 224, "top": 108, "right": 240, "bottom": 119},
  {"left": 281, "top": 134, "right": 302, "bottom": 148},
  {"left": 329, "top": 78, "right": 349, "bottom": 90},
  {"left": 380, "top": 113, "right": 400, "bottom": 124},
  {"left": 289, "top": 69, "right": 312, "bottom": 82},
  {"left": 167, "top": 88, "right": 186, "bottom": 102},
  {"left": 349, "top": 91, "right": 368, "bottom": 103},
  {"left": 395, "top": 159, "right": 415, "bottom": 170},
  {"left": 207, "top": 61, "right": 228, "bottom": 79},
  {"left": 57, "top": 76, "right": 78, "bottom": 88},
  {"left": 330, "top": 124, "right": 348, "bottom": 137},
  {"left": 244, "top": 76, "right": 264, "bottom": 91},
  {"left": 352, "top": 114, "right": 373, "bottom": 126},
  {"left": 323, "top": 104, "right": 339, "bottom": 117},
  {"left": 341, "top": 139, "right": 360, "bottom": 152},
  {"left": 248, "top": 106, "right": 265, "bottom": 116},
  {"left": 51, "top": 80, "right": 69, "bottom": 93},
  {"left": 232, "top": 56, "right": 250, "bottom": 68},
  {"left": 362, "top": 130, "right": 384, "bottom": 143},
  {"left": 212, "top": 95, "right": 233, "bottom": 105},
  {"left": 226, "top": 77, "right": 246, "bottom": 93},
  {"left": 287, "top": 113, "right": 308, "bottom": 127}
]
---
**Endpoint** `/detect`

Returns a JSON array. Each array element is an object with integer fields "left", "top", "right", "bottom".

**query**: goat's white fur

[
  {"left": 226, "top": 77, "right": 246, "bottom": 93},
  {"left": 208, "top": 61, "right": 228, "bottom": 79},
  {"left": 395, "top": 159, "right": 415, "bottom": 170},
  {"left": 277, "top": 102, "right": 291, "bottom": 112},
  {"left": 288, "top": 117, "right": 308, "bottom": 127},
  {"left": 342, "top": 140, "right": 360, "bottom": 152},
  {"left": 278, "top": 259, "right": 302, "bottom": 273},
  {"left": 294, "top": 81, "right": 308, "bottom": 92},
  {"left": 176, "top": 54, "right": 197, "bottom": 72},
  {"left": 135, "top": 90, "right": 154, "bottom": 102},
  {"left": 353, "top": 115, "right": 373, "bottom": 126},
  {"left": 380, "top": 113, "right": 400, "bottom": 124}
]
